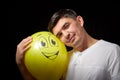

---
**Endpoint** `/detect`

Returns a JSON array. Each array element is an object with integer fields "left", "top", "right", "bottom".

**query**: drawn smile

[{"left": 41, "top": 51, "right": 59, "bottom": 60}]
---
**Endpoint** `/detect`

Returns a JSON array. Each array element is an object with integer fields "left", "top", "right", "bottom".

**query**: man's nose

[{"left": 62, "top": 31, "right": 69, "bottom": 39}]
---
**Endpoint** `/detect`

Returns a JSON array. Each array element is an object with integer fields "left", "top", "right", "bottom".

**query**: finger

[{"left": 20, "top": 36, "right": 32, "bottom": 49}]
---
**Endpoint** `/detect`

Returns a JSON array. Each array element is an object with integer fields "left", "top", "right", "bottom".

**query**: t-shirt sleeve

[{"left": 108, "top": 44, "right": 120, "bottom": 80}]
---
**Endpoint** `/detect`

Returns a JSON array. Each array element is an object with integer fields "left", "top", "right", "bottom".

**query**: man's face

[{"left": 52, "top": 16, "right": 85, "bottom": 48}]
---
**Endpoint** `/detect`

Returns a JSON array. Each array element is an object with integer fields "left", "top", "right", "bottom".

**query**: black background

[{"left": 8, "top": 0, "right": 120, "bottom": 80}]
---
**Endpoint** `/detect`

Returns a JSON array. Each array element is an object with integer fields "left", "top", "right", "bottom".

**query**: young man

[
  {"left": 48, "top": 9, "right": 120, "bottom": 80},
  {"left": 16, "top": 9, "right": 120, "bottom": 80}
]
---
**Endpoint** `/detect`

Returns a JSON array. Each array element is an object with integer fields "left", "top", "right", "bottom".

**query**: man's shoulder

[
  {"left": 99, "top": 39, "right": 120, "bottom": 47},
  {"left": 98, "top": 40, "right": 120, "bottom": 53}
]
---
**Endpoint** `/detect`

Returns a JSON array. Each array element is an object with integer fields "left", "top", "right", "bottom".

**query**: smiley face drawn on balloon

[
  {"left": 25, "top": 32, "right": 68, "bottom": 80},
  {"left": 35, "top": 32, "right": 60, "bottom": 60}
]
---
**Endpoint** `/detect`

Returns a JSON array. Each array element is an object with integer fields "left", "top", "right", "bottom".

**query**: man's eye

[
  {"left": 63, "top": 24, "right": 69, "bottom": 29},
  {"left": 57, "top": 33, "right": 62, "bottom": 38}
]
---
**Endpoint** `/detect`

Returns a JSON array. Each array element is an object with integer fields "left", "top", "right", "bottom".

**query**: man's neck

[{"left": 76, "top": 36, "right": 98, "bottom": 52}]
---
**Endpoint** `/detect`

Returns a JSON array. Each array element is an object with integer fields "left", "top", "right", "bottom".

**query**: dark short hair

[{"left": 48, "top": 9, "right": 78, "bottom": 33}]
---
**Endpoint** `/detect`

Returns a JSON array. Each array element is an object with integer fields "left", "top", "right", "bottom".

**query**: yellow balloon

[{"left": 24, "top": 31, "right": 68, "bottom": 80}]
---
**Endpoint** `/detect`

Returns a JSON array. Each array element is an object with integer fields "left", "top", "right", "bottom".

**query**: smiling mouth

[
  {"left": 69, "top": 34, "right": 75, "bottom": 43},
  {"left": 41, "top": 51, "right": 59, "bottom": 60}
]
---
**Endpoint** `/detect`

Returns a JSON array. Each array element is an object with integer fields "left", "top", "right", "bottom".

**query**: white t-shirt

[{"left": 66, "top": 40, "right": 120, "bottom": 80}]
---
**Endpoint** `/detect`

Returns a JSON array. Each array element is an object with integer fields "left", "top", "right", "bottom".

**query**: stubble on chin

[{"left": 72, "top": 39, "right": 80, "bottom": 48}]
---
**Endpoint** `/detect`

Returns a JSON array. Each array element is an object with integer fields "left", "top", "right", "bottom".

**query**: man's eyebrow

[
  {"left": 55, "top": 22, "right": 67, "bottom": 37},
  {"left": 55, "top": 30, "right": 59, "bottom": 37},
  {"left": 55, "top": 29, "right": 59, "bottom": 36}
]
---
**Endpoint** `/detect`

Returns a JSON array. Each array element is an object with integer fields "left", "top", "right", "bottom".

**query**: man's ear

[{"left": 77, "top": 16, "right": 84, "bottom": 27}]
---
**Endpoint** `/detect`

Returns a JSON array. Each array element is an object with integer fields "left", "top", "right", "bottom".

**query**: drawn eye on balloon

[
  {"left": 36, "top": 33, "right": 59, "bottom": 60},
  {"left": 49, "top": 34, "right": 59, "bottom": 47},
  {"left": 37, "top": 36, "right": 48, "bottom": 48}
]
